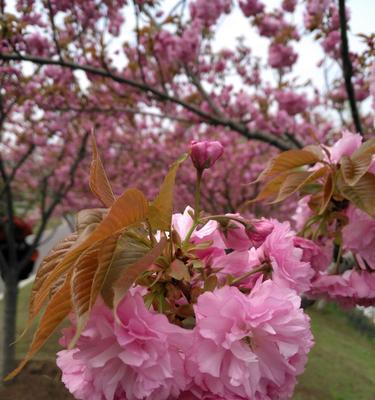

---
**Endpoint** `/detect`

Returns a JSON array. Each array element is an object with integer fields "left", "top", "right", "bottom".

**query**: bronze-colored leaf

[
  {"left": 71, "top": 245, "right": 99, "bottom": 318},
  {"left": 89, "top": 134, "right": 116, "bottom": 207},
  {"left": 254, "top": 149, "right": 323, "bottom": 182},
  {"left": 271, "top": 167, "right": 328, "bottom": 203},
  {"left": 338, "top": 172, "right": 375, "bottom": 217},
  {"left": 76, "top": 208, "right": 107, "bottom": 235},
  {"left": 5, "top": 272, "right": 72, "bottom": 380},
  {"left": 247, "top": 173, "right": 288, "bottom": 203},
  {"left": 113, "top": 237, "right": 167, "bottom": 309},
  {"left": 69, "top": 235, "right": 119, "bottom": 348},
  {"left": 32, "top": 189, "right": 149, "bottom": 323},
  {"left": 89, "top": 234, "right": 121, "bottom": 309},
  {"left": 167, "top": 259, "right": 190, "bottom": 281},
  {"left": 100, "top": 231, "right": 151, "bottom": 307},
  {"left": 351, "top": 138, "right": 375, "bottom": 159},
  {"left": 320, "top": 173, "right": 334, "bottom": 214},
  {"left": 28, "top": 232, "right": 78, "bottom": 323},
  {"left": 148, "top": 153, "right": 188, "bottom": 231},
  {"left": 340, "top": 154, "right": 373, "bottom": 186}
]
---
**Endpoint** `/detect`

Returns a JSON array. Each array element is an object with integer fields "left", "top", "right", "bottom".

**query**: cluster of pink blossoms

[
  {"left": 293, "top": 131, "right": 375, "bottom": 307},
  {"left": 58, "top": 204, "right": 316, "bottom": 400},
  {"left": 56, "top": 137, "right": 374, "bottom": 399}
]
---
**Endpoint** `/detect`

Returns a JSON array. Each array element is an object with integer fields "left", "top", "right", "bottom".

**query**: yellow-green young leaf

[
  {"left": 338, "top": 172, "right": 375, "bottom": 217},
  {"left": 113, "top": 237, "right": 167, "bottom": 309},
  {"left": 5, "top": 272, "right": 72, "bottom": 380},
  {"left": 254, "top": 149, "right": 323, "bottom": 182},
  {"left": 271, "top": 167, "right": 328, "bottom": 203},
  {"left": 340, "top": 154, "right": 373, "bottom": 186},
  {"left": 148, "top": 153, "right": 188, "bottom": 230},
  {"left": 76, "top": 208, "right": 107, "bottom": 235},
  {"left": 32, "top": 189, "right": 149, "bottom": 323},
  {"left": 319, "top": 173, "right": 334, "bottom": 214},
  {"left": 90, "top": 134, "right": 116, "bottom": 207}
]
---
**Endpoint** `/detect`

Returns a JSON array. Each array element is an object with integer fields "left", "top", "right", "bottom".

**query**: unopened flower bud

[{"left": 189, "top": 140, "right": 224, "bottom": 170}]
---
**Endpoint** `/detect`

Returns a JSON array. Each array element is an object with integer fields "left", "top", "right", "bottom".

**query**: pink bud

[
  {"left": 246, "top": 219, "right": 274, "bottom": 247},
  {"left": 189, "top": 140, "right": 224, "bottom": 170}
]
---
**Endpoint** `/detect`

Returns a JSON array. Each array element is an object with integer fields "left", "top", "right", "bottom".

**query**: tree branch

[
  {"left": 338, "top": 0, "right": 363, "bottom": 135},
  {"left": 0, "top": 144, "right": 35, "bottom": 199},
  {"left": 0, "top": 52, "right": 295, "bottom": 151}
]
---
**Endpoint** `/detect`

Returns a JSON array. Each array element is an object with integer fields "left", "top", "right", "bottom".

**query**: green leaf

[{"left": 148, "top": 153, "right": 188, "bottom": 230}]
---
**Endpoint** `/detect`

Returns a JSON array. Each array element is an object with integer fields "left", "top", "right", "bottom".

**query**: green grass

[
  {"left": 1, "top": 284, "right": 375, "bottom": 399},
  {"left": 293, "top": 305, "right": 375, "bottom": 400}
]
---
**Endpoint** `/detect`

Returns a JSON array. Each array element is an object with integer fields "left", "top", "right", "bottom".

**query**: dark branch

[
  {"left": 338, "top": 0, "right": 363, "bottom": 135},
  {"left": 0, "top": 52, "right": 295, "bottom": 151},
  {"left": 0, "top": 144, "right": 35, "bottom": 199}
]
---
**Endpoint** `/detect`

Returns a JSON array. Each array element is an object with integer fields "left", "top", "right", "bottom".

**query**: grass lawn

[
  {"left": 1, "top": 283, "right": 374, "bottom": 399},
  {"left": 293, "top": 305, "right": 375, "bottom": 400}
]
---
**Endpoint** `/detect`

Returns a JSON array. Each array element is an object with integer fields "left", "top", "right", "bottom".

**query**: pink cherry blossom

[
  {"left": 212, "top": 247, "right": 261, "bottom": 288},
  {"left": 329, "top": 130, "right": 362, "bottom": 163},
  {"left": 172, "top": 206, "right": 226, "bottom": 260},
  {"left": 258, "top": 220, "right": 314, "bottom": 294},
  {"left": 220, "top": 216, "right": 274, "bottom": 251},
  {"left": 275, "top": 91, "right": 309, "bottom": 115},
  {"left": 239, "top": 0, "right": 265, "bottom": 17},
  {"left": 190, "top": 0, "right": 232, "bottom": 25},
  {"left": 309, "top": 270, "right": 375, "bottom": 307},
  {"left": 293, "top": 237, "right": 333, "bottom": 273},
  {"left": 57, "top": 293, "right": 192, "bottom": 400},
  {"left": 187, "top": 282, "right": 313, "bottom": 399},
  {"left": 268, "top": 43, "right": 298, "bottom": 68},
  {"left": 282, "top": 0, "right": 297, "bottom": 12},
  {"left": 342, "top": 206, "right": 375, "bottom": 270}
]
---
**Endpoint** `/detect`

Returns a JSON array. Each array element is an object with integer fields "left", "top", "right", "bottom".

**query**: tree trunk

[{"left": 1, "top": 270, "right": 18, "bottom": 378}]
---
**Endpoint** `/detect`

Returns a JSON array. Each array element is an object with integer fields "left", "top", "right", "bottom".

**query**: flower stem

[
  {"left": 183, "top": 170, "right": 203, "bottom": 244},
  {"left": 194, "top": 170, "right": 202, "bottom": 224},
  {"left": 230, "top": 264, "right": 269, "bottom": 285}
]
